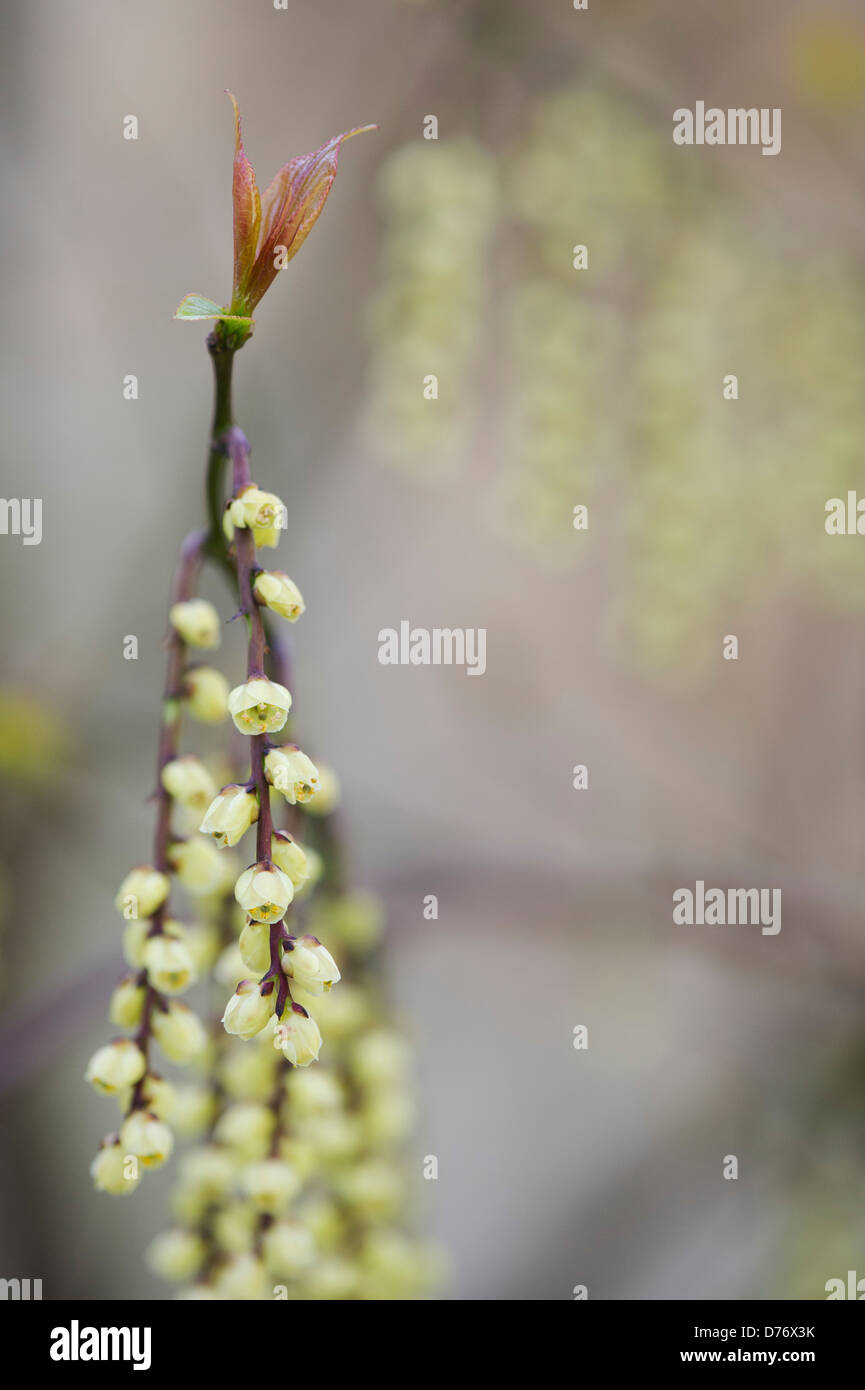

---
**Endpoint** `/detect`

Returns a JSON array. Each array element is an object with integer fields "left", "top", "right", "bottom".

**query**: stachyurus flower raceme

[
  {"left": 87, "top": 92, "right": 440, "bottom": 1304},
  {"left": 86, "top": 94, "right": 373, "bottom": 1200}
]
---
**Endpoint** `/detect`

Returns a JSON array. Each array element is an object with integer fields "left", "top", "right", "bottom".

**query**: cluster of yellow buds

[
  {"left": 146, "top": 787, "right": 442, "bottom": 1299},
  {"left": 89, "top": 95, "right": 440, "bottom": 1297}
]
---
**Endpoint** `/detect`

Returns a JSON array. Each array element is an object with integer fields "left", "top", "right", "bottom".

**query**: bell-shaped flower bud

[
  {"left": 264, "top": 745, "right": 319, "bottom": 805},
  {"left": 234, "top": 861, "right": 293, "bottom": 923},
  {"left": 183, "top": 666, "right": 230, "bottom": 724},
  {"left": 199, "top": 784, "right": 259, "bottom": 848},
  {"left": 160, "top": 756, "right": 217, "bottom": 812},
  {"left": 169, "top": 599, "right": 221, "bottom": 649},
  {"left": 119, "top": 1110, "right": 174, "bottom": 1169},
  {"left": 152, "top": 1001, "right": 208, "bottom": 1064},
  {"left": 85, "top": 1039, "right": 146, "bottom": 1095},
  {"left": 222, "top": 978, "right": 275, "bottom": 1041},
  {"left": 273, "top": 1003, "right": 322, "bottom": 1068},
  {"left": 280, "top": 934, "right": 340, "bottom": 996},
  {"left": 114, "top": 865, "right": 170, "bottom": 921},
  {"left": 228, "top": 677, "right": 292, "bottom": 735},
  {"left": 253, "top": 570, "right": 304, "bottom": 621}
]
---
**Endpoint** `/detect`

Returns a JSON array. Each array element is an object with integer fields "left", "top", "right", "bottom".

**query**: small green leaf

[{"left": 173, "top": 292, "right": 252, "bottom": 326}]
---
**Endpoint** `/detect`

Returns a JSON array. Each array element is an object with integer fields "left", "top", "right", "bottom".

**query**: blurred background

[{"left": 2, "top": 0, "right": 865, "bottom": 1299}]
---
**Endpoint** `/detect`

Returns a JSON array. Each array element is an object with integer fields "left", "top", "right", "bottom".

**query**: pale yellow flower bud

[
  {"left": 239, "top": 1157, "right": 301, "bottom": 1213},
  {"left": 228, "top": 677, "right": 292, "bottom": 735},
  {"left": 199, "top": 784, "right": 259, "bottom": 848},
  {"left": 234, "top": 862, "right": 293, "bottom": 923},
  {"left": 152, "top": 1001, "right": 208, "bottom": 1063},
  {"left": 276, "top": 1135, "right": 318, "bottom": 1181},
  {"left": 226, "top": 485, "right": 286, "bottom": 549},
  {"left": 214, "top": 942, "right": 246, "bottom": 988},
  {"left": 302, "top": 1111, "right": 361, "bottom": 1163},
  {"left": 117, "top": 1072, "right": 175, "bottom": 1121},
  {"left": 119, "top": 1110, "right": 174, "bottom": 1169},
  {"left": 169, "top": 599, "right": 221, "bottom": 649},
  {"left": 352, "top": 1029, "right": 411, "bottom": 1090},
  {"left": 213, "top": 1201, "right": 257, "bottom": 1256},
  {"left": 222, "top": 979, "right": 274, "bottom": 1040},
  {"left": 167, "top": 837, "right": 223, "bottom": 893},
  {"left": 176, "top": 1145, "right": 236, "bottom": 1204},
  {"left": 160, "top": 756, "right": 217, "bottom": 811},
  {"left": 115, "top": 865, "right": 170, "bottom": 921},
  {"left": 239, "top": 919, "right": 270, "bottom": 973},
  {"left": 302, "top": 762, "right": 341, "bottom": 817},
  {"left": 221, "top": 1040, "right": 277, "bottom": 1101},
  {"left": 214, "top": 1102, "right": 274, "bottom": 1160},
  {"left": 183, "top": 666, "right": 230, "bottom": 724},
  {"left": 122, "top": 916, "right": 183, "bottom": 970},
  {"left": 360, "top": 1230, "right": 436, "bottom": 1300},
  {"left": 215, "top": 1252, "right": 271, "bottom": 1300},
  {"left": 170, "top": 1084, "right": 216, "bottom": 1137},
  {"left": 85, "top": 1039, "right": 146, "bottom": 1095},
  {"left": 362, "top": 1091, "right": 416, "bottom": 1147},
  {"left": 303, "top": 1255, "right": 359, "bottom": 1301},
  {"left": 338, "top": 1158, "right": 403, "bottom": 1219},
  {"left": 90, "top": 1138, "right": 142, "bottom": 1196},
  {"left": 253, "top": 570, "right": 305, "bottom": 621},
  {"left": 262, "top": 1221, "right": 316, "bottom": 1277},
  {"left": 312, "top": 890, "right": 383, "bottom": 951},
  {"left": 296, "top": 981, "right": 370, "bottom": 1041},
  {"left": 182, "top": 922, "right": 220, "bottom": 974},
  {"left": 269, "top": 831, "right": 309, "bottom": 887},
  {"left": 285, "top": 1066, "right": 344, "bottom": 1117},
  {"left": 263, "top": 746, "right": 319, "bottom": 805},
  {"left": 281, "top": 934, "right": 340, "bottom": 996},
  {"left": 146, "top": 1228, "right": 206, "bottom": 1282},
  {"left": 293, "top": 845, "right": 323, "bottom": 899},
  {"left": 273, "top": 1004, "right": 322, "bottom": 1067},
  {"left": 296, "top": 1196, "right": 344, "bottom": 1251},
  {"left": 108, "top": 976, "right": 146, "bottom": 1029},
  {"left": 143, "top": 933, "right": 196, "bottom": 996}
]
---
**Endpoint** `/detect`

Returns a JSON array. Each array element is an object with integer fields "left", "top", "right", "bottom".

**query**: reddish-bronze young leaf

[
  {"left": 244, "top": 125, "right": 376, "bottom": 310},
  {"left": 174, "top": 97, "right": 374, "bottom": 333},
  {"left": 228, "top": 91, "right": 261, "bottom": 316}
]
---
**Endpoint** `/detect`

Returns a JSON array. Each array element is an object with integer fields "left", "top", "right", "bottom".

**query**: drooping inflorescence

[{"left": 85, "top": 94, "right": 438, "bottom": 1298}]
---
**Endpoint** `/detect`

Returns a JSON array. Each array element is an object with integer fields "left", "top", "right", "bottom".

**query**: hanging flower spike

[{"left": 174, "top": 93, "right": 375, "bottom": 339}]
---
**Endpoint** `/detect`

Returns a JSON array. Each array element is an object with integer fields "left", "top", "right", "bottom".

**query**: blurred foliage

[{"left": 364, "top": 81, "right": 865, "bottom": 669}]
